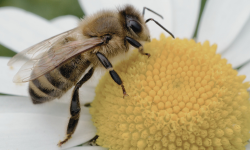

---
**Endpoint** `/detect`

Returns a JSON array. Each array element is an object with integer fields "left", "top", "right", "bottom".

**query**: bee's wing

[
  {"left": 8, "top": 28, "right": 77, "bottom": 66},
  {"left": 9, "top": 29, "right": 103, "bottom": 83}
]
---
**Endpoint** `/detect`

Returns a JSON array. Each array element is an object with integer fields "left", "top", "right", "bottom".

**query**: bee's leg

[
  {"left": 58, "top": 67, "right": 95, "bottom": 147},
  {"left": 84, "top": 102, "right": 91, "bottom": 107},
  {"left": 125, "top": 36, "right": 150, "bottom": 57},
  {"left": 88, "top": 135, "right": 99, "bottom": 146},
  {"left": 96, "top": 52, "right": 128, "bottom": 98}
]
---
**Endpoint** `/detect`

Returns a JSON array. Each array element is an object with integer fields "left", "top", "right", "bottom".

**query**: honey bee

[{"left": 8, "top": 5, "right": 174, "bottom": 146}]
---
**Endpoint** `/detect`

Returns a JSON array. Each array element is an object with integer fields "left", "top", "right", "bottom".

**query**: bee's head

[
  {"left": 119, "top": 5, "right": 175, "bottom": 42},
  {"left": 119, "top": 5, "right": 150, "bottom": 42}
]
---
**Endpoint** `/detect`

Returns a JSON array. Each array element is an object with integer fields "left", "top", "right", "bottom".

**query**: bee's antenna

[
  {"left": 142, "top": 7, "right": 163, "bottom": 19},
  {"left": 146, "top": 18, "right": 175, "bottom": 39}
]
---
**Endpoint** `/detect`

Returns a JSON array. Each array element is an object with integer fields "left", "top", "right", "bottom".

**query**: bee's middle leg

[
  {"left": 125, "top": 36, "right": 150, "bottom": 57},
  {"left": 58, "top": 67, "right": 95, "bottom": 147},
  {"left": 96, "top": 52, "right": 128, "bottom": 98}
]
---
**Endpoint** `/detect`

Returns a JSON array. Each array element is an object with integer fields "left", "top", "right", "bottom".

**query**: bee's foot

[
  {"left": 121, "top": 84, "right": 128, "bottom": 98},
  {"left": 88, "top": 135, "right": 99, "bottom": 146},
  {"left": 145, "top": 53, "right": 151, "bottom": 58},
  {"left": 57, "top": 135, "right": 71, "bottom": 147},
  {"left": 57, "top": 141, "right": 63, "bottom": 147},
  {"left": 123, "top": 93, "right": 129, "bottom": 98},
  {"left": 57, "top": 140, "right": 67, "bottom": 147}
]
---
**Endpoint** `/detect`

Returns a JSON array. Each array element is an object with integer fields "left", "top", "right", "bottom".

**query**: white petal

[
  {"left": 246, "top": 143, "right": 250, "bottom": 150},
  {"left": 78, "top": 0, "right": 173, "bottom": 39},
  {"left": 221, "top": 16, "right": 250, "bottom": 68},
  {"left": 66, "top": 146, "right": 107, "bottom": 150},
  {"left": 197, "top": 0, "right": 250, "bottom": 53},
  {"left": 51, "top": 15, "right": 80, "bottom": 31},
  {"left": 238, "top": 61, "right": 250, "bottom": 83},
  {"left": 0, "top": 96, "right": 92, "bottom": 119},
  {"left": 0, "top": 57, "right": 29, "bottom": 96},
  {"left": 58, "top": 86, "right": 96, "bottom": 105},
  {"left": 79, "top": 86, "right": 96, "bottom": 104},
  {"left": 0, "top": 7, "right": 63, "bottom": 53},
  {"left": 0, "top": 96, "right": 96, "bottom": 150},
  {"left": 83, "top": 67, "right": 106, "bottom": 88},
  {"left": 0, "top": 113, "right": 95, "bottom": 150},
  {"left": 171, "top": 0, "right": 200, "bottom": 38}
]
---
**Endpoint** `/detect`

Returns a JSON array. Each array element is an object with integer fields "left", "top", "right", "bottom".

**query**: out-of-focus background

[{"left": 0, "top": 0, "right": 84, "bottom": 57}]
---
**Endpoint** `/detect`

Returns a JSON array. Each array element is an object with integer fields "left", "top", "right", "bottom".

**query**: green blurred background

[
  {"left": 0, "top": 0, "right": 84, "bottom": 57},
  {"left": 0, "top": 0, "right": 206, "bottom": 95}
]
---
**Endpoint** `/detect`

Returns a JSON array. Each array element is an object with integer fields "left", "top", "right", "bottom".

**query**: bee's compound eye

[{"left": 128, "top": 20, "right": 142, "bottom": 33}]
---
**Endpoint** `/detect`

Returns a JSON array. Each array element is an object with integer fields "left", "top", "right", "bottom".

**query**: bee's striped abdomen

[{"left": 29, "top": 55, "right": 91, "bottom": 104}]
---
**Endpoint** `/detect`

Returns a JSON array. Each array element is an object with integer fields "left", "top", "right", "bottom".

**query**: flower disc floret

[{"left": 90, "top": 35, "right": 250, "bottom": 150}]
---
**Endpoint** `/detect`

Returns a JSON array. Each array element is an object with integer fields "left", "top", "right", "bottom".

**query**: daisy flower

[{"left": 0, "top": 0, "right": 250, "bottom": 149}]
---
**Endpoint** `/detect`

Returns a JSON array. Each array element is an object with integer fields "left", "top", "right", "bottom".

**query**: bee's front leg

[
  {"left": 96, "top": 52, "right": 128, "bottom": 98},
  {"left": 125, "top": 36, "right": 150, "bottom": 58}
]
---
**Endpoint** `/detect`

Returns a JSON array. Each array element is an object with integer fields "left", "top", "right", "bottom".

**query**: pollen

[{"left": 90, "top": 35, "right": 250, "bottom": 150}]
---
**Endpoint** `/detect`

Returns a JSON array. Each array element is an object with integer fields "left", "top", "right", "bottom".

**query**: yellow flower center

[{"left": 90, "top": 35, "right": 250, "bottom": 150}]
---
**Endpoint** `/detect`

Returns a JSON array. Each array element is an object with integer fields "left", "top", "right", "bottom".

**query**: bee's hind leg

[
  {"left": 88, "top": 135, "right": 99, "bottom": 146},
  {"left": 58, "top": 67, "right": 95, "bottom": 147},
  {"left": 96, "top": 52, "right": 128, "bottom": 98}
]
